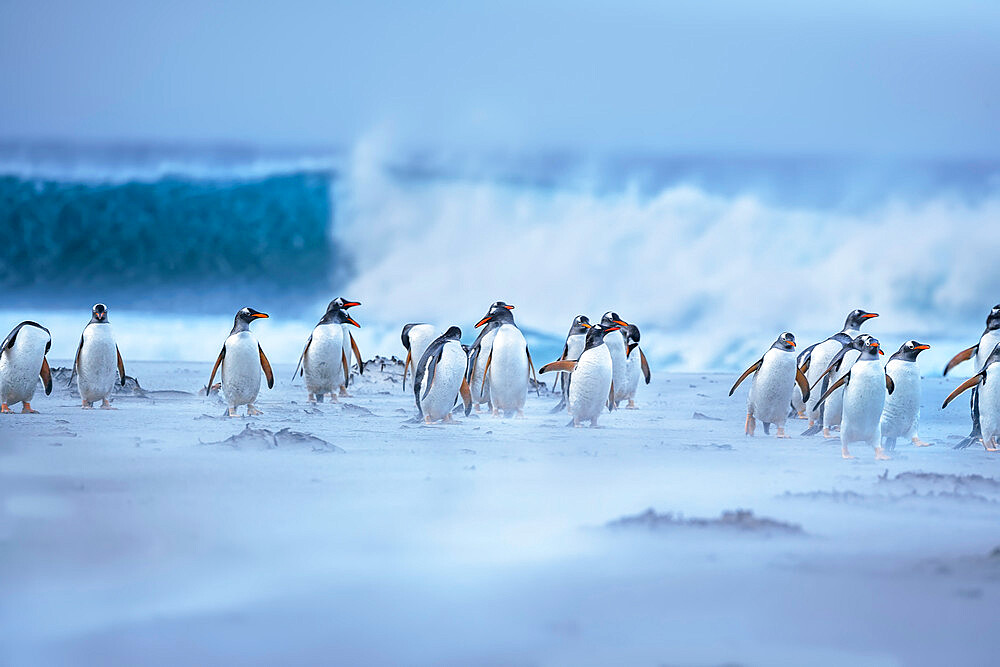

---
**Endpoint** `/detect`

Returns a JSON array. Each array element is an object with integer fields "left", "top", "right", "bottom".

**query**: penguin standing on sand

[
  {"left": 475, "top": 303, "right": 538, "bottom": 417},
  {"left": 70, "top": 304, "right": 126, "bottom": 409},
  {"left": 292, "top": 302, "right": 361, "bottom": 403},
  {"left": 540, "top": 323, "right": 618, "bottom": 427},
  {"left": 806, "top": 333, "right": 877, "bottom": 437},
  {"left": 550, "top": 315, "right": 591, "bottom": 413},
  {"left": 729, "top": 332, "right": 811, "bottom": 438},
  {"left": 413, "top": 326, "right": 472, "bottom": 422},
  {"left": 330, "top": 298, "right": 364, "bottom": 395},
  {"left": 621, "top": 323, "right": 651, "bottom": 409},
  {"left": 467, "top": 302, "right": 515, "bottom": 411},
  {"left": 0, "top": 321, "right": 53, "bottom": 414},
  {"left": 880, "top": 340, "right": 931, "bottom": 450},
  {"left": 942, "top": 304, "right": 1000, "bottom": 448},
  {"left": 207, "top": 307, "right": 274, "bottom": 417},
  {"left": 401, "top": 323, "right": 438, "bottom": 391},
  {"left": 814, "top": 337, "right": 894, "bottom": 460},
  {"left": 800, "top": 309, "right": 878, "bottom": 433},
  {"left": 600, "top": 311, "right": 630, "bottom": 408},
  {"left": 942, "top": 343, "right": 1000, "bottom": 452}
]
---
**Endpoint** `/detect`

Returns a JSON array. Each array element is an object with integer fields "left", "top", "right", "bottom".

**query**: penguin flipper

[
  {"left": 795, "top": 367, "right": 811, "bottom": 403},
  {"left": 812, "top": 347, "right": 851, "bottom": 391},
  {"left": 639, "top": 348, "right": 651, "bottom": 384},
  {"left": 402, "top": 349, "right": 412, "bottom": 392},
  {"left": 526, "top": 347, "right": 540, "bottom": 396},
  {"left": 39, "top": 357, "right": 53, "bottom": 396},
  {"left": 943, "top": 345, "right": 977, "bottom": 376},
  {"left": 539, "top": 360, "right": 578, "bottom": 374},
  {"left": 942, "top": 374, "right": 983, "bottom": 409},
  {"left": 68, "top": 334, "right": 84, "bottom": 388},
  {"left": 422, "top": 347, "right": 445, "bottom": 400},
  {"left": 460, "top": 377, "right": 473, "bottom": 415},
  {"left": 814, "top": 372, "right": 850, "bottom": 409},
  {"left": 341, "top": 349, "right": 350, "bottom": 390},
  {"left": 729, "top": 359, "right": 762, "bottom": 396},
  {"left": 116, "top": 345, "right": 126, "bottom": 386},
  {"left": 608, "top": 382, "right": 615, "bottom": 412},
  {"left": 292, "top": 335, "right": 312, "bottom": 382},
  {"left": 481, "top": 350, "right": 493, "bottom": 394},
  {"left": 207, "top": 345, "right": 226, "bottom": 393},
  {"left": 259, "top": 345, "right": 274, "bottom": 389},
  {"left": 885, "top": 373, "right": 894, "bottom": 395},
  {"left": 797, "top": 342, "right": 818, "bottom": 373},
  {"left": 350, "top": 333, "right": 364, "bottom": 376}
]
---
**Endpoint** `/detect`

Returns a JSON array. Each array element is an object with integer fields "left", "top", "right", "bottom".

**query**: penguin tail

[
  {"left": 800, "top": 423, "right": 823, "bottom": 437},
  {"left": 762, "top": 422, "right": 771, "bottom": 435},
  {"left": 953, "top": 435, "right": 980, "bottom": 450}
]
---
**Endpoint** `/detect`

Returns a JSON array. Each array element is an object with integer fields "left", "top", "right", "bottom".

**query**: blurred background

[{"left": 2, "top": 0, "right": 999, "bottom": 371}]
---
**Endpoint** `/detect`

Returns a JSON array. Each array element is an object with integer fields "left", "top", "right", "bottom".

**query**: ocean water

[{"left": 2, "top": 141, "right": 999, "bottom": 372}]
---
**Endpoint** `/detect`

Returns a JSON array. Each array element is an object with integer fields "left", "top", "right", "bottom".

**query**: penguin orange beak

[
  {"left": 789, "top": 340, "right": 796, "bottom": 347},
  {"left": 914, "top": 344, "right": 930, "bottom": 350},
  {"left": 503, "top": 305, "right": 514, "bottom": 310},
  {"left": 604, "top": 325, "right": 621, "bottom": 333},
  {"left": 342, "top": 301, "right": 361, "bottom": 308},
  {"left": 615, "top": 319, "right": 628, "bottom": 327},
  {"left": 862, "top": 313, "right": 879, "bottom": 319},
  {"left": 345, "top": 316, "right": 360, "bottom": 328},
  {"left": 251, "top": 313, "right": 269, "bottom": 319},
  {"left": 475, "top": 315, "right": 492, "bottom": 328},
  {"left": 580, "top": 322, "right": 592, "bottom": 329}
]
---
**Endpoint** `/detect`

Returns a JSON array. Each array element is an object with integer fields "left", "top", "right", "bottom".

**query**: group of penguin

[
  {"left": 729, "top": 306, "right": 1000, "bottom": 459},
  {"left": 401, "top": 303, "right": 650, "bottom": 426},
  {"left": 0, "top": 299, "right": 651, "bottom": 427}
]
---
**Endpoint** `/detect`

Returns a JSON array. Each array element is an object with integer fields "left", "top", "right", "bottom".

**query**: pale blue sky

[{"left": 1, "top": 0, "right": 998, "bottom": 156}]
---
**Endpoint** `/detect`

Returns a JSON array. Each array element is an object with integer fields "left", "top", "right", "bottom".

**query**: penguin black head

[
  {"left": 844, "top": 309, "right": 878, "bottom": 330},
  {"left": 586, "top": 323, "right": 616, "bottom": 350},
  {"left": 475, "top": 303, "right": 515, "bottom": 328},
  {"left": 443, "top": 326, "right": 462, "bottom": 340},
  {"left": 772, "top": 332, "right": 796, "bottom": 351},
  {"left": 848, "top": 333, "right": 877, "bottom": 351},
  {"left": 890, "top": 340, "right": 930, "bottom": 362},
  {"left": 601, "top": 311, "right": 628, "bottom": 329},
  {"left": 569, "top": 315, "right": 592, "bottom": 336},
  {"left": 625, "top": 323, "right": 641, "bottom": 345},
  {"left": 327, "top": 308, "right": 361, "bottom": 327},
  {"left": 986, "top": 305, "right": 1000, "bottom": 331},
  {"left": 859, "top": 336, "right": 883, "bottom": 360},
  {"left": 329, "top": 297, "right": 361, "bottom": 311},
  {"left": 490, "top": 301, "right": 515, "bottom": 311},
  {"left": 232, "top": 307, "right": 268, "bottom": 333},
  {"left": 90, "top": 303, "right": 109, "bottom": 323}
]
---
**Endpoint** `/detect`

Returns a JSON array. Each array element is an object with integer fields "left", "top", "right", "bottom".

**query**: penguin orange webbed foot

[
  {"left": 0, "top": 403, "right": 11, "bottom": 414},
  {"left": 100, "top": 399, "right": 116, "bottom": 410},
  {"left": 81, "top": 400, "right": 94, "bottom": 410},
  {"left": 21, "top": 403, "right": 39, "bottom": 414},
  {"left": 796, "top": 410, "right": 807, "bottom": 420},
  {"left": 841, "top": 446, "right": 855, "bottom": 460},
  {"left": 626, "top": 400, "right": 637, "bottom": 410},
  {"left": 227, "top": 407, "right": 239, "bottom": 417},
  {"left": 247, "top": 405, "right": 263, "bottom": 416},
  {"left": 822, "top": 428, "right": 837, "bottom": 440},
  {"left": 775, "top": 427, "right": 791, "bottom": 439},
  {"left": 308, "top": 394, "right": 317, "bottom": 403},
  {"left": 874, "top": 448, "right": 891, "bottom": 461},
  {"left": 339, "top": 386, "right": 351, "bottom": 397},
  {"left": 911, "top": 437, "right": 931, "bottom": 447}
]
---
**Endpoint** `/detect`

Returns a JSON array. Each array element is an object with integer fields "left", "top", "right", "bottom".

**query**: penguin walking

[
  {"left": 540, "top": 323, "right": 618, "bottom": 427},
  {"left": 621, "top": 323, "right": 651, "bottom": 409},
  {"left": 942, "top": 343, "right": 1000, "bottom": 452},
  {"left": 550, "top": 315, "right": 591, "bottom": 413},
  {"left": 600, "top": 311, "right": 630, "bottom": 408},
  {"left": 880, "top": 340, "right": 931, "bottom": 450},
  {"left": 467, "top": 302, "right": 515, "bottom": 411},
  {"left": 729, "top": 332, "right": 811, "bottom": 438},
  {"left": 942, "top": 305, "right": 1000, "bottom": 448},
  {"left": 475, "top": 304, "right": 538, "bottom": 417},
  {"left": 800, "top": 309, "right": 878, "bottom": 435},
  {"left": 413, "top": 326, "right": 472, "bottom": 422},
  {"left": 292, "top": 302, "right": 361, "bottom": 403},
  {"left": 0, "top": 321, "right": 53, "bottom": 414},
  {"left": 207, "top": 307, "right": 275, "bottom": 417},
  {"left": 329, "top": 297, "right": 364, "bottom": 395},
  {"left": 69, "top": 304, "right": 126, "bottom": 409},
  {"left": 809, "top": 333, "right": 878, "bottom": 438},
  {"left": 813, "top": 337, "right": 894, "bottom": 460},
  {"left": 401, "top": 323, "right": 438, "bottom": 391}
]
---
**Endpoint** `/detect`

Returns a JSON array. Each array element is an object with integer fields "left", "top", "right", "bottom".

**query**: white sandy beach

[{"left": 1, "top": 359, "right": 998, "bottom": 666}]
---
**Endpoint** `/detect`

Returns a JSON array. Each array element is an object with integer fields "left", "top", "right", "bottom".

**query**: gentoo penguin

[
  {"left": 880, "top": 340, "right": 931, "bottom": 451},
  {"left": 942, "top": 304, "right": 1000, "bottom": 448},
  {"left": 540, "top": 323, "right": 618, "bottom": 427},
  {"left": 549, "top": 315, "right": 591, "bottom": 413},
  {"left": 401, "top": 323, "right": 438, "bottom": 391},
  {"left": 808, "top": 333, "right": 879, "bottom": 438},
  {"left": 413, "top": 326, "right": 472, "bottom": 422},
  {"left": 600, "top": 311, "right": 630, "bottom": 408},
  {"left": 729, "top": 332, "right": 811, "bottom": 437},
  {"left": 292, "top": 303, "right": 361, "bottom": 403},
  {"left": 0, "top": 321, "right": 53, "bottom": 414},
  {"left": 467, "top": 301, "right": 516, "bottom": 410},
  {"left": 814, "top": 337, "right": 894, "bottom": 460},
  {"left": 328, "top": 297, "right": 363, "bottom": 395},
  {"left": 475, "top": 304, "right": 538, "bottom": 417},
  {"left": 942, "top": 343, "right": 1000, "bottom": 452},
  {"left": 70, "top": 304, "right": 126, "bottom": 409},
  {"left": 207, "top": 307, "right": 275, "bottom": 417},
  {"left": 621, "top": 323, "right": 651, "bottom": 409},
  {"left": 799, "top": 309, "right": 878, "bottom": 434}
]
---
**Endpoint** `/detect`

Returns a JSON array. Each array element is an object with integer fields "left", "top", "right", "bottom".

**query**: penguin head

[
  {"left": 237, "top": 307, "right": 268, "bottom": 324},
  {"left": 568, "top": 315, "right": 592, "bottom": 336},
  {"left": 859, "top": 337, "right": 883, "bottom": 360},
  {"left": 443, "top": 326, "right": 462, "bottom": 340},
  {"left": 986, "top": 305, "right": 1000, "bottom": 331},
  {"left": 772, "top": 332, "right": 796, "bottom": 351},
  {"left": 849, "top": 333, "right": 877, "bottom": 351},
  {"left": 491, "top": 301, "right": 515, "bottom": 311},
  {"left": 601, "top": 311, "right": 628, "bottom": 329},
  {"left": 891, "top": 340, "right": 930, "bottom": 362},
  {"left": 586, "top": 323, "right": 616, "bottom": 349},
  {"left": 90, "top": 303, "right": 109, "bottom": 323},
  {"left": 329, "top": 297, "right": 361, "bottom": 310},
  {"left": 844, "top": 309, "right": 878, "bottom": 330},
  {"left": 625, "top": 323, "right": 641, "bottom": 344},
  {"left": 476, "top": 303, "right": 515, "bottom": 328}
]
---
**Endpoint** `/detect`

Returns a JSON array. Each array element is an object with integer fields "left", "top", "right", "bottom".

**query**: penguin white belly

[
  {"left": 222, "top": 332, "right": 262, "bottom": 408},
  {"left": 824, "top": 348, "right": 861, "bottom": 429},
  {"left": 470, "top": 327, "right": 498, "bottom": 404},
  {"left": 978, "top": 367, "right": 1000, "bottom": 445},
  {"left": 975, "top": 331, "right": 1000, "bottom": 371},
  {"left": 408, "top": 326, "right": 437, "bottom": 370},
  {"left": 0, "top": 327, "right": 48, "bottom": 405},
  {"left": 568, "top": 346, "right": 613, "bottom": 423},
  {"left": 419, "top": 342, "right": 466, "bottom": 421},
  {"left": 303, "top": 324, "right": 345, "bottom": 395},
  {"left": 804, "top": 339, "right": 841, "bottom": 418},
  {"left": 606, "top": 331, "right": 628, "bottom": 403},
  {"left": 880, "top": 361, "right": 920, "bottom": 439},
  {"left": 488, "top": 324, "right": 528, "bottom": 413},
  {"left": 77, "top": 324, "right": 118, "bottom": 403},
  {"left": 840, "top": 361, "right": 886, "bottom": 447},
  {"left": 748, "top": 348, "right": 796, "bottom": 426},
  {"left": 622, "top": 349, "right": 641, "bottom": 401}
]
